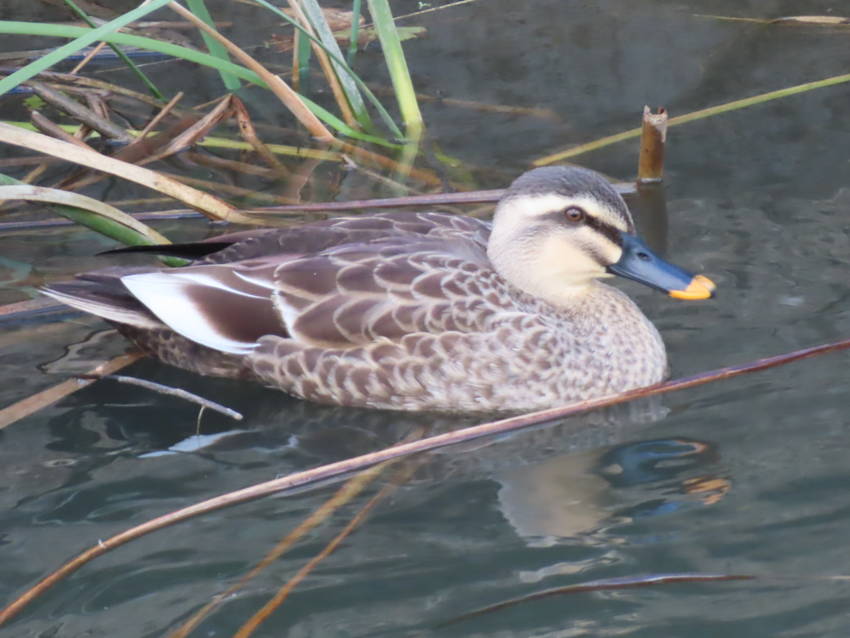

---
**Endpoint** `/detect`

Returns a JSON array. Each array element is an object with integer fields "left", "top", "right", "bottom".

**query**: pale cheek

[
  {"left": 539, "top": 237, "right": 605, "bottom": 276},
  {"left": 601, "top": 243, "right": 624, "bottom": 265}
]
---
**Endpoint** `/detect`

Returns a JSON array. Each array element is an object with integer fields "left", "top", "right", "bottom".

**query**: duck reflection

[{"left": 497, "top": 437, "right": 728, "bottom": 544}]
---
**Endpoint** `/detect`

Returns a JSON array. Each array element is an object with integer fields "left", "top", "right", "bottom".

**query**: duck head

[{"left": 487, "top": 166, "right": 715, "bottom": 307}]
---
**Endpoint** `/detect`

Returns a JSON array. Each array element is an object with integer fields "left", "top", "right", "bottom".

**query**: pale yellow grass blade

[{"left": 0, "top": 122, "right": 260, "bottom": 224}]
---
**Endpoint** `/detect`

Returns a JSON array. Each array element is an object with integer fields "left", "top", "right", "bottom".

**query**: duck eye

[{"left": 563, "top": 206, "right": 586, "bottom": 223}]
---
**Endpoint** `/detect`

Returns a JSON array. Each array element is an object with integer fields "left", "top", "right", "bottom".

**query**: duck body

[{"left": 44, "top": 167, "right": 712, "bottom": 413}]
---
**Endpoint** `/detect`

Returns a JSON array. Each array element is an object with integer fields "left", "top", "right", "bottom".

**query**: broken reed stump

[{"left": 638, "top": 106, "right": 668, "bottom": 183}]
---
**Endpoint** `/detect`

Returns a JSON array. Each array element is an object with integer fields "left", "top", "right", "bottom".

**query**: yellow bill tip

[{"left": 669, "top": 274, "right": 716, "bottom": 300}]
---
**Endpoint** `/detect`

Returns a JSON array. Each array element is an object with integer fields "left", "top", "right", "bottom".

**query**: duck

[{"left": 42, "top": 166, "right": 715, "bottom": 413}]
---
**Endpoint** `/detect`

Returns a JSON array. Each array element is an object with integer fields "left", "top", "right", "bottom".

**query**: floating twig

[
  {"left": 28, "top": 80, "right": 133, "bottom": 143},
  {"left": 134, "top": 91, "right": 184, "bottom": 140},
  {"left": 367, "top": 84, "right": 560, "bottom": 120},
  {"left": 0, "top": 209, "right": 200, "bottom": 232},
  {"left": 695, "top": 14, "right": 850, "bottom": 26},
  {"left": 81, "top": 374, "right": 243, "bottom": 421},
  {"left": 247, "top": 188, "right": 503, "bottom": 212},
  {"left": 770, "top": 15, "right": 850, "bottom": 25},
  {"left": 392, "top": 0, "right": 479, "bottom": 22},
  {"left": 30, "top": 111, "right": 93, "bottom": 149},
  {"left": 69, "top": 41, "right": 108, "bottom": 75}
]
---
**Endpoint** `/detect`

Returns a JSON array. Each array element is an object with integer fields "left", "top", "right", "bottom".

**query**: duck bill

[{"left": 607, "top": 233, "right": 716, "bottom": 300}]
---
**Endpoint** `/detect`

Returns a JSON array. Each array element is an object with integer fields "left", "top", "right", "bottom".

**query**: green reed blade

[
  {"left": 348, "top": 0, "right": 362, "bottom": 66},
  {"left": 185, "top": 0, "right": 241, "bottom": 92},
  {"left": 367, "top": 0, "right": 423, "bottom": 140},
  {"left": 296, "top": 20, "right": 313, "bottom": 91},
  {"left": 299, "top": 0, "right": 371, "bottom": 129},
  {"left": 61, "top": 0, "right": 165, "bottom": 100}
]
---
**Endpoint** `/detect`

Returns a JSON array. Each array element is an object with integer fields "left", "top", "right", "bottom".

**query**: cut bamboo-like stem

[
  {"left": 534, "top": 71, "right": 850, "bottom": 166},
  {"left": 442, "top": 573, "right": 755, "bottom": 626},
  {"left": 637, "top": 105, "right": 667, "bottom": 183}
]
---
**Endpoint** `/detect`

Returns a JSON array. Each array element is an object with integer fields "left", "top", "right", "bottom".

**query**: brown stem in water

[
  {"left": 226, "top": 189, "right": 501, "bottom": 213},
  {"left": 0, "top": 298, "right": 64, "bottom": 321},
  {"left": 28, "top": 80, "right": 133, "bottom": 143},
  {"left": 135, "top": 91, "right": 184, "bottom": 140}
]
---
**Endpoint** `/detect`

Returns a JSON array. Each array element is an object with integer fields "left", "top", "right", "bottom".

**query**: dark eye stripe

[
  {"left": 543, "top": 210, "right": 623, "bottom": 246},
  {"left": 583, "top": 215, "right": 623, "bottom": 247}
]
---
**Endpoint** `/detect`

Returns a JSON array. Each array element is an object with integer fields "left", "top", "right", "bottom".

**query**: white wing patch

[{"left": 121, "top": 272, "right": 259, "bottom": 354}]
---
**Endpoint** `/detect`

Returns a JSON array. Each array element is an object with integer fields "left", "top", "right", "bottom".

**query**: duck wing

[
  {"left": 118, "top": 230, "right": 502, "bottom": 355},
  {"left": 267, "top": 233, "right": 506, "bottom": 349},
  {"left": 47, "top": 212, "right": 500, "bottom": 357}
]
